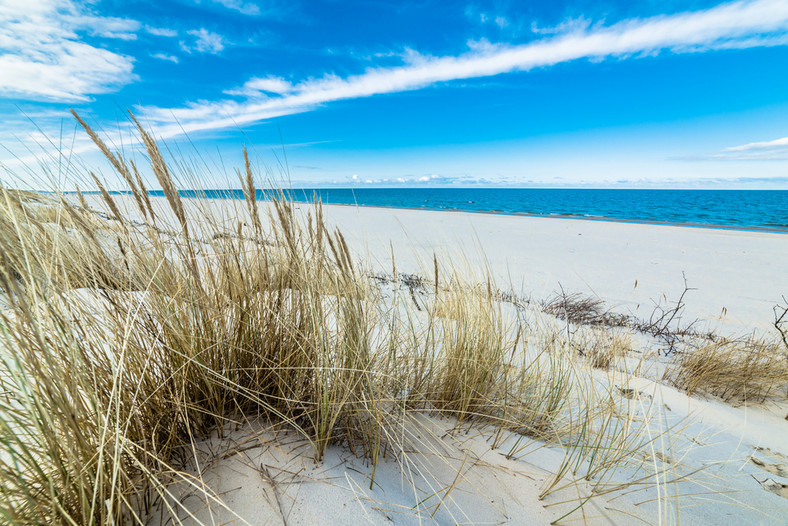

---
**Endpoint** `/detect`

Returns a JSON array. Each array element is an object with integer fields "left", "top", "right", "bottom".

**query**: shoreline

[
  {"left": 280, "top": 198, "right": 788, "bottom": 234},
  {"left": 290, "top": 199, "right": 788, "bottom": 333},
  {"left": 89, "top": 190, "right": 788, "bottom": 234}
]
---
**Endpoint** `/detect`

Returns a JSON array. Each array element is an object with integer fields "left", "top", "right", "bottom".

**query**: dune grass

[
  {"left": 0, "top": 114, "right": 784, "bottom": 524},
  {"left": 663, "top": 336, "right": 788, "bottom": 403}
]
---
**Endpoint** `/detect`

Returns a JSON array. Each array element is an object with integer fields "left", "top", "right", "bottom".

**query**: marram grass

[{"left": 0, "top": 114, "right": 785, "bottom": 525}]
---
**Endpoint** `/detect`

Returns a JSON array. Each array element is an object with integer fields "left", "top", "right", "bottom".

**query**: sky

[{"left": 2, "top": 0, "right": 788, "bottom": 189}]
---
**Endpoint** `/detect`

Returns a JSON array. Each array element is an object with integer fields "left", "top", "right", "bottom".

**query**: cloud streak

[
  {"left": 208, "top": 0, "right": 261, "bottom": 16},
  {"left": 152, "top": 53, "right": 180, "bottom": 63},
  {"left": 712, "top": 135, "right": 788, "bottom": 159},
  {"left": 146, "top": 26, "right": 179, "bottom": 38},
  {"left": 140, "top": 0, "right": 788, "bottom": 140},
  {"left": 725, "top": 136, "right": 788, "bottom": 152}
]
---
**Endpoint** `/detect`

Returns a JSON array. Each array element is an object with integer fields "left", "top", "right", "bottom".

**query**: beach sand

[
  {"left": 306, "top": 202, "right": 787, "bottom": 334},
  {"left": 94, "top": 194, "right": 788, "bottom": 525}
]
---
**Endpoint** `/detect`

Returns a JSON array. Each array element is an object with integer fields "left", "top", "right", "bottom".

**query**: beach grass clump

[
  {"left": 494, "top": 327, "right": 574, "bottom": 440},
  {"left": 578, "top": 327, "right": 632, "bottom": 369},
  {"left": 0, "top": 264, "right": 157, "bottom": 524},
  {"left": 0, "top": 112, "right": 694, "bottom": 524},
  {"left": 663, "top": 336, "right": 788, "bottom": 402},
  {"left": 0, "top": 188, "right": 141, "bottom": 291},
  {"left": 0, "top": 122, "right": 388, "bottom": 523},
  {"left": 430, "top": 279, "right": 512, "bottom": 423}
]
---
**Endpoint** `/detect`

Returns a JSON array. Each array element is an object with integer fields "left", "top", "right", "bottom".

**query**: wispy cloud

[
  {"left": 347, "top": 173, "right": 488, "bottom": 186},
  {"left": 146, "top": 26, "right": 179, "bottom": 38},
  {"left": 67, "top": 14, "right": 140, "bottom": 40},
  {"left": 531, "top": 16, "right": 593, "bottom": 36},
  {"left": 152, "top": 53, "right": 180, "bottom": 63},
  {"left": 611, "top": 175, "right": 788, "bottom": 187},
  {"left": 182, "top": 28, "right": 225, "bottom": 54},
  {"left": 464, "top": 5, "right": 510, "bottom": 29},
  {"left": 208, "top": 0, "right": 261, "bottom": 16},
  {"left": 196, "top": 0, "right": 294, "bottom": 20},
  {"left": 0, "top": 0, "right": 138, "bottom": 101},
  {"left": 726, "top": 136, "right": 788, "bottom": 151},
  {"left": 140, "top": 0, "right": 788, "bottom": 140},
  {"left": 716, "top": 135, "right": 788, "bottom": 159},
  {"left": 223, "top": 76, "right": 294, "bottom": 97}
]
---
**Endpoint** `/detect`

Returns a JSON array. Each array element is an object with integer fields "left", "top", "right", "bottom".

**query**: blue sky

[{"left": 2, "top": 0, "right": 788, "bottom": 188}]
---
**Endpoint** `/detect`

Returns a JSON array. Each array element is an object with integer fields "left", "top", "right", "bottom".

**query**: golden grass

[
  {"left": 0, "top": 113, "right": 780, "bottom": 525},
  {"left": 663, "top": 337, "right": 788, "bottom": 403},
  {"left": 580, "top": 327, "right": 632, "bottom": 369}
]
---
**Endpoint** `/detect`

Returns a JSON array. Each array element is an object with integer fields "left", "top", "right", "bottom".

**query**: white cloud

[
  {"left": 209, "top": 0, "right": 260, "bottom": 15},
  {"left": 726, "top": 136, "right": 788, "bottom": 152},
  {"left": 531, "top": 16, "right": 593, "bottom": 36},
  {"left": 344, "top": 173, "right": 473, "bottom": 186},
  {"left": 224, "top": 76, "right": 294, "bottom": 97},
  {"left": 152, "top": 53, "right": 179, "bottom": 63},
  {"left": 465, "top": 5, "right": 518, "bottom": 32},
  {"left": 146, "top": 26, "right": 179, "bottom": 38},
  {"left": 415, "top": 174, "right": 444, "bottom": 183},
  {"left": 140, "top": 0, "right": 788, "bottom": 140},
  {"left": 713, "top": 135, "right": 788, "bottom": 159},
  {"left": 183, "top": 28, "right": 225, "bottom": 54},
  {"left": 0, "top": 0, "right": 137, "bottom": 101},
  {"left": 66, "top": 14, "right": 140, "bottom": 40}
]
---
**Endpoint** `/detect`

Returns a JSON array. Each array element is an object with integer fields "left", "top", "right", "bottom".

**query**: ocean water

[{"left": 164, "top": 188, "right": 788, "bottom": 231}]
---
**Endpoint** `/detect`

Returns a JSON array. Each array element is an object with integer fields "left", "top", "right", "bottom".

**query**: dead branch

[{"left": 775, "top": 296, "right": 788, "bottom": 350}]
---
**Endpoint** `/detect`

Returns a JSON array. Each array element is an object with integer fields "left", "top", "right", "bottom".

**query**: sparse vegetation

[
  {"left": 664, "top": 336, "right": 788, "bottom": 403},
  {"left": 543, "top": 290, "right": 610, "bottom": 326},
  {"left": 578, "top": 327, "right": 632, "bottom": 369}
]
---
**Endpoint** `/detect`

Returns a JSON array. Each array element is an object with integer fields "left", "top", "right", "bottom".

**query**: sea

[{"left": 172, "top": 188, "right": 788, "bottom": 231}]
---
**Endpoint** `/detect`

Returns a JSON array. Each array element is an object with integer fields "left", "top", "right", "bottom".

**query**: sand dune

[{"left": 126, "top": 195, "right": 788, "bottom": 525}]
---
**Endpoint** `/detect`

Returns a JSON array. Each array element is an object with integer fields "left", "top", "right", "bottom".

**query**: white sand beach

[
  {"left": 307, "top": 203, "right": 787, "bottom": 334},
  {"left": 172, "top": 196, "right": 787, "bottom": 333}
]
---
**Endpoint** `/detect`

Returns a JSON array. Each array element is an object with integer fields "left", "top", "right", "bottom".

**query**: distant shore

[{"left": 124, "top": 187, "right": 788, "bottom": 232}]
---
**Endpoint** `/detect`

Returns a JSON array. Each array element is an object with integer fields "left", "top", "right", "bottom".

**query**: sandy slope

[
  {"left": 92, "top": 195, "right": 788, "bottom": 525},
  {"left": 148, "top": 374, "right": 788, "bottom": 526}
]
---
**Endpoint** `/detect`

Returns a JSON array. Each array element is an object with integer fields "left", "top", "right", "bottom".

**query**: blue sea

[{"left": 162, "top": 188, "right": 788, "bottom": 231}]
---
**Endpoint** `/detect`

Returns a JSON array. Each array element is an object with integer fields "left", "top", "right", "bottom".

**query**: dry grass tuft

[
  {"left": 543, "top": 291, "right": 607, "bottom": 325},
  {"left": 2, "top": 189, "right": 46, "bottom": 203},
  {"left": 542, "top": 291, "right": 631, "bottom": 329},
  {"left": 578, "top": 328, "right": 632, "bottom": 369},
  {"left": 664, "top": 337, "right": 788, "bottom": 402}
]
